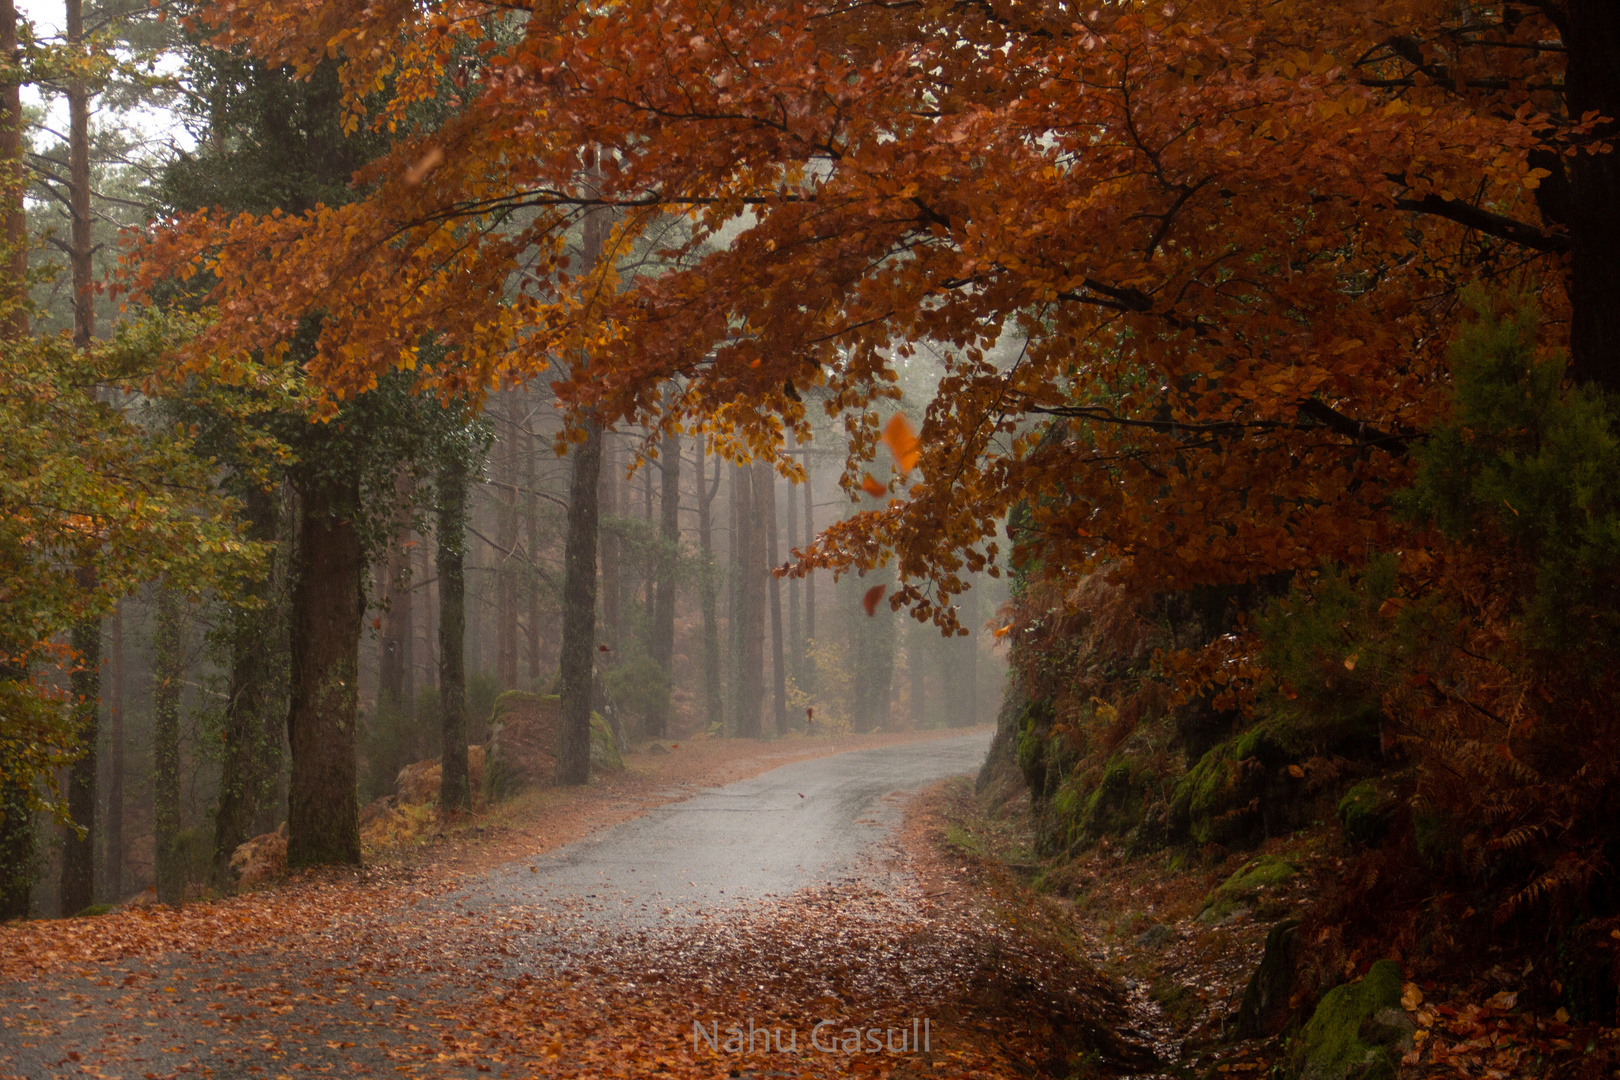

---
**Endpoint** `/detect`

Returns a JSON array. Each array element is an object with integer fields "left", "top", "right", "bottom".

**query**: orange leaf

[
  {"left": 881, "top": 413, "right": 921, "bottom": 473},
  {"left": 992, "top": 623, "right": 1012, "bottom": 638},
  {"left": 862, "top": 584, "right": 886, "bottom": 615},
  {"left": 860, "top": 473, "right": 886, "bottom": 497},
  {"left": 403, "top": 146, "right": 444, "bottom": 185}
]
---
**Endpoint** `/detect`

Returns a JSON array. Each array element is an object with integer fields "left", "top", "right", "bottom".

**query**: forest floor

[{"left": 0, "top": 726, "right": 1155, "bottom": 1080}]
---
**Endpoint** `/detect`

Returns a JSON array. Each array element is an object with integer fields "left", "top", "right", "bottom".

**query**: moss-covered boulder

[
  {"left": 1337, "top": 780, "right": 1398, "bottom": 846},
  {"left": 1237, "top": 919, "right": 1301, "bottom": 1038},
  {"left": 589, "top": 712, "right": 624, "bottom": 773},
  {"left": 1168, "top": 724, "right": 1299, "bottom": 847},
  {"left": 1291, "top": 960, "right": 1414, "bottom": 1080},
  {"left": 1202, "top": 855, "right": 1299, "bottom": 921}
]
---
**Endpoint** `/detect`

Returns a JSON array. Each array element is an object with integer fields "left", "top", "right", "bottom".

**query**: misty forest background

[{"left": 1, "top": 0, "right": 1005, "bottom": 920}]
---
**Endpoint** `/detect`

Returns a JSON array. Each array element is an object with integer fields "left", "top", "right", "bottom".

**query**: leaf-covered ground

[{"left": 1, "top": 730, "right": 1146, "bottom": 1080}]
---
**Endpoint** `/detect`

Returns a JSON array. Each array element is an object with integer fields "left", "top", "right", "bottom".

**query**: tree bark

[
  {"left": 599, "top": 433, "right": 621, "bottom": 654},
  {"left": 524, "top": 416, "right": 543, "bottom": 683},
  {"left": 762, "top": 464, "right": 788, "bottom": 734},
  {"left": 437, "top": 452, "right": 470, "bottom": 810},
  {"left": 0, "top": 652, "right": 32, "bottom": 918},
  {"left": 286, "top": 474, "right": 363, "bottom": 868},
  {"left": 153, "top": 587, "right": 184, "bottom": 904},
  {"left": 1556, "top": 2, "right": 1620, "bottom": 393},
  {"left": 734, "top": 465, "right": 765, "bottom": 736},
  {"left": 803, "top": 466, "right": 815, "bottom": 646},
  {"left": 647, "top": 427, "right": 680, "bottom": 737},
  {"left": 495, "top": 396, "right": 520, "bottom": 690},
  {"left": 557, "top": 420, "right": 603, "bottom": 783},
  {"left": 103, "top": 603, "right": 123, "bottom": 899},
  {"left": 557, "top": 195, "right": 608, "bottom": 785},
  {"left": 377, "top": 473, "right": 415, "bottom": 715},
  {"left": 1, "top": 0, "right": 26, "bottom": 339},
  {"left": 696, "top": 441, "right": 723, "bottom": 732},
  {"left": 212, "top": 485, "right": 280, "bottom": 887},
  {"left": 785, "top": 443, "right": 802, "bottom": 687}
]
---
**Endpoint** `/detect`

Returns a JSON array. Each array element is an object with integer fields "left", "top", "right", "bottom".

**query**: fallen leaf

[
  {"left": 403, "top": 145, "right": 444, "bottom": 185},
  {"left": 881, "top": 414, "right": 921, "bottom": 473}
]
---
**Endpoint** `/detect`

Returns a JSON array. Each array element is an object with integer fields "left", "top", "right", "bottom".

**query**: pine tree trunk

[
  {"left": 599, "top": 434, "right": 621, "bottom": 653},
  {"left": 104, "top": 604, "right": 123, "bottom": 899},
  {"left": 59, "top": 0, "right": 98, "bottom": 917},
  {"left": 437, "top": 453, "right": 470, "bottom": 810},
  {"left": 153, "top": 587, "right": 184, "bottom": 904},
  {"left": 909, "top": 624, "right": 927, "bottom": 729},
  {"left": 735, "top": 465, "right": 765, "bottom": 736},
  {"left": 785, "top": 446, "right": 802, "bottom": 687},
  {"left": 62, "top": 581, "right": 100, "bottom": 915},
  {"left": 696, "top": 441, "right": 723, "bottom": 732},
  {"left": 212, "top": 486, "right": 280, "bottom": 887},
  {"left": 959, "top": 587, "right": 979, "bottom": 726},
  {"left": 647, "top": 429, "right": 680, "bottom": 738},
  {"left": 803, "top": 466, "right": 815, "bottom": 646},
  {"left": 1558, "top": 2, "right": 1620, "bottom": 393},
  {"left": 0, "top": 652, "right": 32, "bottom": 918},
  {"left": 557, "top": 194, "right": 608, "bottom": 785},
  {"left": 762, "top": 465, "right": 788, "bottom": 734},
  {"left": 557, "top": 420, "right": 603, "bottom": 783},
  {"left": 495, "top": 398, "right": 520, "bottom": 690},
  {"left": 524, "top": 420, "right": 542, "bottom": 683},
  {"left": 286, "top": 474, "right": 363, "bottom": 868},
  {"left": 1, "top": 0, "right": 26, "bottom": 339}
]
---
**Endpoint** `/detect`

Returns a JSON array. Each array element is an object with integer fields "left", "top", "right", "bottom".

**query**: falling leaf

[
  {"left": 403, "top": 145, "right": 444, "bottom": 185},
  {"left": 1343, "top": 654, "right": 1358, "bottom": 671},
  {"left": 881, "top": 414, "right": 921, "bottom": 473},
  {"left": 860, "top": 473, "right": 887, "bottom": 497},
  {"left": 862, "top": 584, "right": 886, "bottom": 615},
  {"left": 992, "top": 623, "right": 1012, "bottom": 638},
  {"left": 1287, "top": 764, "right": 1305, "bottom": 779}
]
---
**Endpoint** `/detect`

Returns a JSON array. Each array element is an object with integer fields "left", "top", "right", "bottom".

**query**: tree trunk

[
  {"left": 734, "top": 465, "right": 765, "bottom": 736},
  {"left": 212, "top": 485, "right": 280, "bottom": 887},
  {"left": 785, "top": 444, "right": 802, "bottom": 687},
  {"left": 58, "top": 0, "right": 99, "bottom": 917},
  {"left": 62, "top": 577, "right": 100, "bottom": 915},
  {"left": 377, "top": 473, "right": 415, "bottom": 715},
  {"left": 557, "top": 420, "right": 603, "bottom": 783},
  {"left": 437, "top": 452, "right": 470, "bottom": 810},
  {"left": 762, "top": 464, "right": 788, "bottom": 734},
  {"left": 103, "top": 603, "right": 123, "bottom": 900},
  {"left": 1558, "top": 2, "right": 1620, "bottom": 393},
  {"left": 153, "top": 587, "right": 184, "bottom": 904},
  {"left": 696, "top": 441, "right": 723, "bottom": 732},
  {"left": 599, "top": 433, "right": 621, "bottom": 654},
  {"left": 959, "top": 586, "right": 979, "bottom": 726},
  {"left": 557, "top": 195, "right": 608, "bottom": 785},
  {"left": 803, "top": 465, "right": 815, "bottom": 646},
  {"left": 286, "top": 474, "right": 363, "bottom": 868},
  {"left": 524, "top": 418, "right": 543, "bottom": 683},
  {"left": 909, "top": 623, "right": 927, "bottom": 729},
  {"left": 852, "top": 572, "right": 896, "bottom": 732},
  {"left": 1, "top": 0, "right": 26, "bottom": 339},
  {"left": 495, "top": 397, "right": 520, "bottom": 690},
  {"left": 0, "top": 654, "right": 32, "bottom": 918},
  {"left": 647, "top": 427, "right": 680, "bottom": 738}
]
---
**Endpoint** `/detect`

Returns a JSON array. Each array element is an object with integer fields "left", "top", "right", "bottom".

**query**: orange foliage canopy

[{"left": 136, "top": 0, "right": 1600, "bottom": 621}]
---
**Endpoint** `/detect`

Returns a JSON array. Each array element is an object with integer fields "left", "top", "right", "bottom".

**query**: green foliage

[
  {"left": 466, "top": 670, "right": 500, "bottom": 737},
  {"left": 1403, "top": 294, "right": 1620, "bottom": 670},
  {"left": 1337, "top": 780, "right": 1398, "bottom": 847},
  {"left": 1167, "top": 723, "right": 1296, "bottom": 848},
  {"left": 604, "top": 652, "right": 670, "bottom": 731},
  {"left": 361, "top": 699, "right": 431, "bottom": 803}
]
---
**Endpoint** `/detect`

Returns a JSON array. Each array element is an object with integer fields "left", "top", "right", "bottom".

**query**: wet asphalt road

[
  {"left": 456, "top": 730, "right": 995, "bottom": 929},
  {"left": 0, "top": 731, "right": 994, "bottom": 1079}
]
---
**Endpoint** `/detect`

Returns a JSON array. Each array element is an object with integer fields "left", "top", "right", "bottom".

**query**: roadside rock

[
  {"left": 1236, "top": 919, "right": 1301, "bottom": 1037},
  {"left": 1292, "top": 959, "right": 1411, "bottom": 1080}
]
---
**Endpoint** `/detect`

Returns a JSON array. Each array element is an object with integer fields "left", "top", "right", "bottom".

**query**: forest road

[{"left": 0, "top": 730, "right": 995, "bottom": 1080}]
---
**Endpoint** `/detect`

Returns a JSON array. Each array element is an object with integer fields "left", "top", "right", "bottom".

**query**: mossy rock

[
  {"left": 1168, "top": 724, "right": 1300, "bottom": 848},
  {"left": 1207, "top": 854, "right": 1300, "bottom": 914},
  {"left": 590, "top": 712, "right": 624, "bottom": 773},
  {"left": 1337, "top": 780, "right": 1397, "bottom": 846},
  {"left": 1237, "top": 919, "right": 1301, "bottom": 1037},
  {"left": 1079, "top": 756, "right": 1144, "bottom": 840},
  {"left": 1291, "top": 960, "right": 1413, "bottom": 1080}
]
